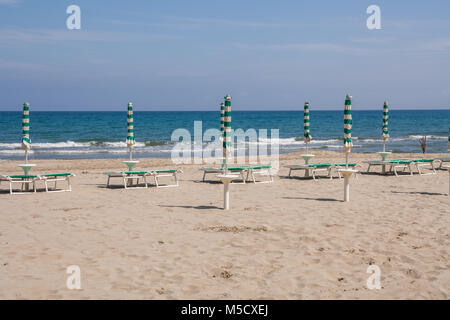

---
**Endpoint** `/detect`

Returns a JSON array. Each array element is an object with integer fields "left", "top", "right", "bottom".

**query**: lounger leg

[
  {"left": 107, "top": 176, "right": 111, "bottom": 188},
  {"left": 174, "top": 173, "right": 179, "bottom": 187},
  {"left": 9, "top": 181, "right": 13, "bottom": 194},
  {"left": 431, "top": 162, "right": 436, "bottom": 174},
  {"left": 154, "top": 175, "right": 159, "bottom": 187},
  {"left": 367, "top": 164, "right": 371, "bottom": 173},
  {"left": 68, "top": 177, "right": 72, "bottom": 192},
  {"left": 312, "top": 170, "right": 317, "bottom": 181},
  {"left": 416, "top": 163, "right": 422, "bottom": 175},
  {"left": 202, "top": 171, "right": 206, "bottom": 182},
  {"left": 409, "top": 164, "right": 413, "bottom": 175},
  {"left": 45, "top": 180, "right": 49, "bottom": 192},
  {"left": 33, "top": 180, "right": 37, "bottom": 193},
  {"left": 288, "top": 169, "right": 292, "bottom": 178},
  {"left": 123, "top": 177, "right": 128, "bottom": 189}
]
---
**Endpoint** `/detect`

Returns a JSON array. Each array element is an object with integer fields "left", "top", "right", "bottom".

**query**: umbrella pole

[
  {"left": 25, "top": 150, "right": 28, "bottom": 164},
  {"left": 129, "top": 148, "right": 132, "bottom": 161},
  {"left": 306, "top": 141, "right": 308, "bottom": 154},
  {"left": 383, "top": 141, "right": 386, "bottom": 153},
  {"left": 345, "top": 152, "right": 349, "bottom": 169}
]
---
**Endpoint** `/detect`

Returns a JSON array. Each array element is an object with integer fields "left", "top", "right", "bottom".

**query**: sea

[{"left": 0, "top": 110, "right": 449, "bottom": 160}]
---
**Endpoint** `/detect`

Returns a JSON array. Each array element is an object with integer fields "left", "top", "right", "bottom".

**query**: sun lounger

[
  {"left": 412, "top": 159, "right": 436, "bottom": 175},
  {"left": 0, "top": 174, "right": 37, "bottom": 194},
  {"left": 364, "top": 159, "right": 409, "bottom": 173},
  {"left": 199, "top": 167, "right": 247, "bottom": 184},
  {"left": 334, "top": 164, "right": 360, "bottom": 179},
  {"left": 104, "top": 171, "right": 150, "bottom": 189},
  {"left": 386, "top": 159, "right": 415, "bottom": 176},
  {"left": 244, "top": 165, "right": 273, "bottom": 184},
  {"left": 437, "top": 157, "right": 450, "bottom": 169},
  {"left": 149, "top": 169, "right": 181, "bottom": 188},
  {"left": 364, "top": 160, "right": 384, "bottom": 172},
  {"left": 285, "top": 163, "right": 333, "bottom": 181},
  {"left": 36, "top": 173, "right": 75, "bottom": 192}
]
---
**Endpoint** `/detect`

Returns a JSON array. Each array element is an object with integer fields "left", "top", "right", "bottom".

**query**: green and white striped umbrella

[
  {"left": 382, "top": 101, "right": 389, "bottom": 138},
  {"left": 21, "top": 102, "right": 31, "bottom": 163},
  {"left": 382, "top": 101, "right": 389, "bottom": 152},
  {"left": 304, "top": 102, "right": 312, "bottom": 152},
  {"left": 220, "top": 101, "right": 225, "bottom": 139},
  {"left": 343, "top": 95, "right": 353, "bottom": 154},
  {"left": 126, "top": 102, "right": 135, "bottom": 160},
  {"left": 223, "top": 95, "right": 232, "bottom": 171}
]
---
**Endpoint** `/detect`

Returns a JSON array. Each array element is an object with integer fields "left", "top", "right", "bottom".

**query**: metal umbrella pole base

[
  {"left": 217, "top": 174, "right": 239, "bottom": 210},
  {"left": 377, "top": 151, "right": 391, "bottom": 174},
  {"left": 338, "top": 169, "right": 358, "bottom": 202}
]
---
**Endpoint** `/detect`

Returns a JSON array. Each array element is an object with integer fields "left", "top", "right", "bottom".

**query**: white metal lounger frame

[
  {"left": 150, "top": 170, "right": 181, "bottom": 188},
  {"left": 245, "top": 167, "right": 274, "bottom": 184},
  {"left": 36, "top": 174, "right": 75, "bottom": 193},
  {"left": 414, "top": 161, "right": 436, "bottom": 175},
  {"left": 106, "top": 172, "right": 149, "bottom": 189},
  {"left": 365, "top": 161, "right": 385, "bottom": 173},
  {"left": 389, "top": 162, "right": 414, "bottom": 177},
  {"left": 0, "top": 175, "right": 36, "bottom": 195},
  {"left": 285, "top": 165, "right": 333, "bottom": 181},
  {"left": 438, "top": 158, "right": 450, "bottom": 169}
]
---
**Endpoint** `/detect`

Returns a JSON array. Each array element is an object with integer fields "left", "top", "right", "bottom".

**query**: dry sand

[{"left": 0, "top": 151, "right": 449, "bottom": 299}]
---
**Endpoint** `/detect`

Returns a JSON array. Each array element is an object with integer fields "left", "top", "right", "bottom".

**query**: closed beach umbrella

[
  {"left": 223, "top": 95, "right": 232, "bottom": 172},
  {"left": 126, "top": 102, "right": 135, "bottom": 160},
  {"left": 220, "top": 102, "right": 225, "bottom": 139},
  {"left": 343, "top": 95, "right": 353, "bottom": 167},
  {"left": 304, "top": 102, "right": 312, "bottom": 153},
  {"left": 382, "top": 101, "right": 389, "bottom": 152},
  {"left": 21, "top": 102, "right": 31, "bottom": 163}
]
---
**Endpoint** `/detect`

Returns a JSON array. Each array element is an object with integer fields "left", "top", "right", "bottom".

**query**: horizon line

[{"left": 1, "top": 108, "right": 450, "bottom": 112}]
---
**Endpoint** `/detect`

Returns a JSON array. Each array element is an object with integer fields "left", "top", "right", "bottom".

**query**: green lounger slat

[
  {"left": 104, "top": 171, "right": 148, "bottom": 175},
  {"left": 286, "top": 163, "right": 332, "bottom": 168},
  {"left": 335, "top": 163, "right": 357, "bottom": 167},
  {"left": 7, "top": 175, "right": 38, "bottom": 178},
  {"left": 40, "top": 173, "right": 73, "bottom": 177},
  {"left": 414, "top": 159, "right": 434, "bottom": 163},
  {"left": 308, "top": 163, "right": 332, "bottom": 167},
  {"left": 151, "top": 170, "right": 177, "bottom": 173}
]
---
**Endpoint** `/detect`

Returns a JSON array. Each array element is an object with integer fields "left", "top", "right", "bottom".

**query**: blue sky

[{"left": 0, "top": 0, "right": 449, "bottom": 110}]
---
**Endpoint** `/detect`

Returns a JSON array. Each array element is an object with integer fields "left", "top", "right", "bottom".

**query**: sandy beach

[{"left": 0, "top": 151, "right": 449, "bottom": 299}]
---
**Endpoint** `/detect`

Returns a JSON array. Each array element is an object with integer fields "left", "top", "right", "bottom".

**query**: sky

[{"left": 0, "top": 0, "right": 450, "bottom": 111}]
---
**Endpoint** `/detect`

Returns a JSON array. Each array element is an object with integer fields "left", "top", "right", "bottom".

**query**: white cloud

[
  {"left": 0, "top": 28, "right": 180, "bottom": 45},
  {"left": 232, "top": 42, "right": 370, "bottom": 55}
]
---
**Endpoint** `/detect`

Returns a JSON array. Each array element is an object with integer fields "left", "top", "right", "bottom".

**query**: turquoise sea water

[{"left": 0, "top": 110, "right": 449, "bottom": 160}]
